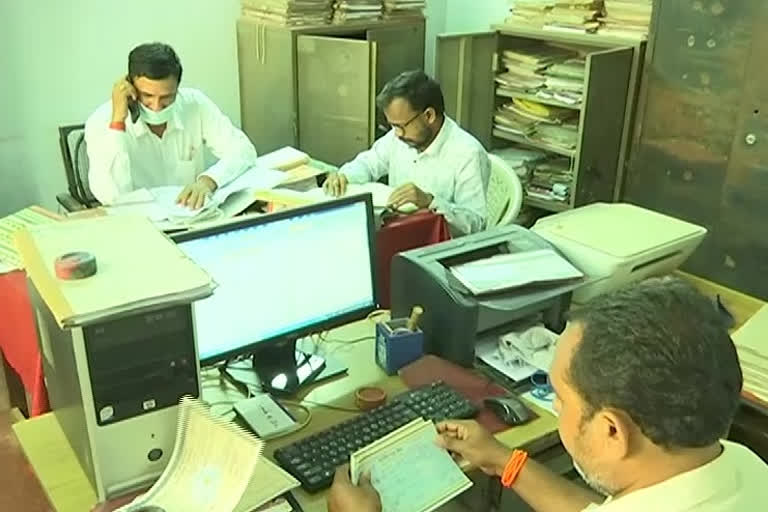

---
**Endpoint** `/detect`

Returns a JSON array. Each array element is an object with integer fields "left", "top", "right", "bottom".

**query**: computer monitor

[{"left": 173, "top": 195, "right": 378, "bottom": 393}]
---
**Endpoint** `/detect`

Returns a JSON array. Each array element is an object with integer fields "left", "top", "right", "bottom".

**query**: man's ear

[
  {"left": 424, "top": 107, "right": 437, "bottom": 124},
  {"left": 595, "top": 408, "right": 633, "bottom": 461}
]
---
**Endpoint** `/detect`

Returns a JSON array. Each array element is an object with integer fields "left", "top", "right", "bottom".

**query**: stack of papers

[
  {"left": 598, "top": 0, "right": 652, "bottom": 39},
  {"left": 491, "top": 146, "right": 548, "bottom": 179},
  {"left": 332, "top": 0, "right": 382, "bottom": 23},
  {"left": 505, "top": 0, "right": 555, "bottom": 28},
  {"left": 531, "top": 120, "right": 579, "bottom": 151},
  {"left": 496, "top": 45, "right": 575, "bottom": 97},
  {"left": 732, "top": 305, "right": 768, "bottom": 408},
  {"left": 526, "top": 156, "right": 574, "bottom": 202},
  {"left": 544, "top": 0, "right": 604, "bottom": 33},
  {"left": 240, "top": 0, "right": 333, "bottom": 26},
  {"left": 0, "top": 206, "right": 60, "bottom": 272},
  {"left": 382, "top": 0, "right": 424, "bottom": 19},
  {"left": 350, "top": 418, "right": 472, "bottom": 512},
  {"left": 303, "top": 182, "right": 419, "bottom": 213},
  {"left": 540, "top": 59, "right": 586, "bottom": 105},
  {"left": 15, "top": 216, "right": 215, "bottom": 327},
  {"left": 450, "top": 248, "right": 583, "bottom": 295}
]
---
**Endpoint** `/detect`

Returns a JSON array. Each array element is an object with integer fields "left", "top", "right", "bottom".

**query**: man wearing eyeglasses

[{"left": 324, "top": 70, "right": 490, "bottom": 235}]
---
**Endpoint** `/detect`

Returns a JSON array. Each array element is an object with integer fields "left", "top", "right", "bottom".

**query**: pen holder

[{"left": 375, "top": 318, "right": 424, "bottom": 375}]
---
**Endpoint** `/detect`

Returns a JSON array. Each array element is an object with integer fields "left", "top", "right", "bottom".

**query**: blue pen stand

[{"left": 375, "top": 318, "right": 424, "bottom": 375}]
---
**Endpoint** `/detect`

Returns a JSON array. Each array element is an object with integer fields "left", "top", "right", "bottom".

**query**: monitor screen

[{"left": 175, "top": 197, "right": 377, "bottom": 365}]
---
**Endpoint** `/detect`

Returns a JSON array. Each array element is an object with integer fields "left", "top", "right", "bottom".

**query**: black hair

[
  {"left": 567, "top": 276, "right": 743, "bottom": 449},
  {"left": 128, "top": 43, "right": 183, "bottom": 83},
  {"left": 376, "top": 70, "right": 444, "bottom": 116}
]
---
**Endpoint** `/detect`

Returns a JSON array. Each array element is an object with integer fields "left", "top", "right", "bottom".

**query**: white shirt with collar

[
  {"left": 84, "top": 87, "right": 257, "bottom": 205},
  {"left": 582, "top": 440, "right": 768, "bottom": 511},
  {"left": 338, "top": 116, "right": 490, "bottom": 235}
]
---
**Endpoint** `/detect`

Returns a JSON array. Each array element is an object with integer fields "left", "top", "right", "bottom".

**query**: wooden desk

[{"left": 12, "top": 318, "right": 560, "bottom": 512}]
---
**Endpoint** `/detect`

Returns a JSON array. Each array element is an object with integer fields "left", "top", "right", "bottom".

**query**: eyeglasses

[{"left": 388, "top": 110, "right": 425, "bottom": 132}]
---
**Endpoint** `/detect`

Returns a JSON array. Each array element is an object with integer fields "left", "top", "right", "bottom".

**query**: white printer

[{"left": 532, "top": 203, "right": 707, "bottom": 303}]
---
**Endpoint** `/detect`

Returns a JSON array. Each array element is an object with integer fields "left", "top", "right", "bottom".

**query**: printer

[
  {"left": 531, "top": 203, "right": 707, "bottom": 304},
  {"left": 390, "top": 224, "right": 585, "bottom": 368}
]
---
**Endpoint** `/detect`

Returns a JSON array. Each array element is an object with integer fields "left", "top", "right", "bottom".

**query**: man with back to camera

[
  {"left": 326, "top": 277, "right": 768, "bottom": 512},
  {"left": 85, "top": 42, "right": 257, "bottom": 209},
  {"left": 323, "top": 70, "right": 490, "bottom": 236}
]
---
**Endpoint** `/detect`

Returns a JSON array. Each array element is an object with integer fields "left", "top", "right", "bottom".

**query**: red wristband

[
  {"left": 109, "top": 121, "right": 126, "bottom": 131},
  {"left": 501, "top": 449, "right": 528, "bottom": 488}
]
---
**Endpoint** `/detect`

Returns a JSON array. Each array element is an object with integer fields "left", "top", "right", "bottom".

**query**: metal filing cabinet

[
  {"left": 624, "top": 0, "right": 768, "bottom": 299},
  {"left": 237, "top": 18, "right": 425, "bottom": 166}
]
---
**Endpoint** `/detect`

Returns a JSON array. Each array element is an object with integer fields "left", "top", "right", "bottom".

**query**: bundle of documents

[
  {"left": 494, "top": 104, "right": 539, "bottom": 137},
  {"left": 0, "top": 206, "right": 60, "bottom": 273},
  {"left": 544, "top": 0, "right": 604, "bottom": 33},
  {"left": 382, "top": 0, "right": 425, "bottom": 19},
  {"left": 598, "top": 0, "right": 652, "bottom": 39},
  {"left": 505, "top": 0, "right": 555, "bottom": 28},
  {"left": 240, "top": 0, "right": 333, "bottom": 26},
  {"left": 732, "top": 305, "right": 768, "bottom": 408},
  {"left": 508, "top": 97, "right": 576, "bottom": 124},
  {"left": 526, "top": 156, "right": 574, "bottom": 202},
  {"left": 15, "top": 216, "right": 215, "bottom": 327},
  {"left": 350, "top": 418, "right": 472, "bottom": 512},
  {"left": 495, "top": 45, "right": 576, "bottom": 98},
  {"left": 332, "top": 0, "right": 382, "bottom": 23},
  {"left": 449, "top": 248, "right": 584, "bottom": 295},
  {"left": 115, "top": 397, "right": 285, "bottom": 512},
  {"left": 491, "top": 146, "right": 548, "bottom": 179},
  {"left": 531, "top": 120, "right": 580, "bottom": 151}
]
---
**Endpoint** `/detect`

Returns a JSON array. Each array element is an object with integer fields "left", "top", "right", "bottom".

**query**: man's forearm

[{"left": 506, "top": 458, "right": 603, "bottom": 512}]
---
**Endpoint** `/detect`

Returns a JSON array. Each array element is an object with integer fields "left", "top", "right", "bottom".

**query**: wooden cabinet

[
  {"left": 435, "top": 26, "right": 644, "bottom": 213},
  {"left": 237, "top": 18, "right": 425, "bottom": 166}
]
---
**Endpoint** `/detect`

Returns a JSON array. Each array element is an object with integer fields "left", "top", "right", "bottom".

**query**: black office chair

[{"left": 57, "top": 124, "right": 101, "bottom": 211}]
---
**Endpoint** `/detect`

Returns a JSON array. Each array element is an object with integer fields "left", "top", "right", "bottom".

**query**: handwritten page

[
  {"left": 0, "top": 206, "right": 60, "bottom": 271},
  {"left": 351, "top": 420, "right": 472, "bottom": 512},
  {"left": 303, "top": 183, "right": 418, "bottom": 212}
]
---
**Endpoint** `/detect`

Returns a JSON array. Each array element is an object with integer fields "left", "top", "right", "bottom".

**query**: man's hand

[
  {"left": 111, "top": 76, "right": 137, "bottom": 123},
  {"left": 176, "top": 176, "right": 217, "bottom": 210},
  {"left": 387, "top": 182, "right": 433, "bottom": 210},
  {"left": 437, "top": 420, "right": 512, "bottom": 476},
  {"left": 324, "top": 172, "right": 349, "bottom": 197},
  {"left": 327, "top": 465, "right": 381, "bottom": 512}
]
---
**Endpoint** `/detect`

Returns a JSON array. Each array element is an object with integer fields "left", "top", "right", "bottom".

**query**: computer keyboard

[{"left": 274, "top": 381, "right": 478, "bottom": 492}]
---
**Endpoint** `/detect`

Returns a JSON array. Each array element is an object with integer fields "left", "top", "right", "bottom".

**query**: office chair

[
  {"left": 486, "top": 153, "right": 524, "bottom": 228},
  {"left": 57, "top": 124, "right": 101, "bottom": 211}
]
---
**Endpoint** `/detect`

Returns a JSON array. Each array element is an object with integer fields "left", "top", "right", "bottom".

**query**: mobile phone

[{"left": 127, "top": 97, "right": 140, "bottom": 123}]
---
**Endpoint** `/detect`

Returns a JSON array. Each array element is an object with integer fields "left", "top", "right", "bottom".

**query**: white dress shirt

[
  {"left": 338, "top": 116, "right": 490, "bottom": 235},
  {"left": 582, "top": 440, "right": 768, "bottom": 511},
  {"left": 85, "top": 87, "right": 257, "bottom": 204}
]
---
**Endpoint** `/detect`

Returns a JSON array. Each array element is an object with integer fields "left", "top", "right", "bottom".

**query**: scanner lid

[{"left": 532, "top": 203, "right": 707, "bottom": 259}]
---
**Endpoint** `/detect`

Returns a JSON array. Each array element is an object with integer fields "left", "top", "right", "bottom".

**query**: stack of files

[
  {"left": 532, "top": 121, "right": 580, "bottom": 150},
  {"left": 505, "top": 0, "right": 555, "bottom": 28},
  {"left": 350, "top": 418, "right": 472, "bottom": 512},
  {"left": 332, "top": 0, "right": 382, "bottom": 23},
  {"left": 382, "top": 0, "right": 425, "bottom": 19},
  {"left": 491, "top": 145, "right": 548, "bottom": 179},
  {"left": 14, "top": 216, "right": 215, "bottom": 328},
  {"left": 598, "top": 0, "right": 652, "bottom": 39},
  {"left": 496, "top": 45, "right": 576, "bottom": 96},
  {"left": 526, "top": 156, "right": 573, "bottom": 202},
  {"left": 732, "top": 305, "right": 768, "bottom": 409},
  {"left": 240, "top": 0, "right": 333, "bottom": 26},
  {"left": 507, "top": 97, "right": 576, "bottom": 124},
  {"left": 494, "top": 104, "right": 539, "bottom": 138},
  {"left": 538, "top": 58, "right": 586, "bottom": 105},
  {"left": 544, "top": 0, "right": 604, "bottom": 33}
]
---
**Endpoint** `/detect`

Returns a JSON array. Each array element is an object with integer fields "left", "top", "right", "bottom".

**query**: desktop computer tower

[{"left": 29, "top": 282, "right": 201, "bottom": 502}]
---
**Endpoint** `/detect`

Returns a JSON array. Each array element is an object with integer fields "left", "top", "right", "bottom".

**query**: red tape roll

[{"left": 54, "top": 251, "right": 98, "bottom": 280}]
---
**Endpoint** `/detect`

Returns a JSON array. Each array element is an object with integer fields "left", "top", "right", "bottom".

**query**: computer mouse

[{"left": 484, "top": 395, "right": 533, "bottom": 426}]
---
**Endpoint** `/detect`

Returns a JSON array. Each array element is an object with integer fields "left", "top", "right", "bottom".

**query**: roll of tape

[
  {"left": 355, "top": 386, "right": 387, "bottom": 411},
  {"left": 55, "top": 251, "right": 98, "bottom": 280}
]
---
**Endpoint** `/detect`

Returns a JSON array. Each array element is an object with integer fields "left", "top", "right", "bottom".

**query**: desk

[{"left": 12, "top": 318, "right": 560, "bottom": 512}]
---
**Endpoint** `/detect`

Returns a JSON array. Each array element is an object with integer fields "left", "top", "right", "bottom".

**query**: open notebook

[
  {"left": 350, "top": 418, "right": 472, "bottom": 512},
  {"left": 303, "top": 182, "right": 419, "bottom": 213}
]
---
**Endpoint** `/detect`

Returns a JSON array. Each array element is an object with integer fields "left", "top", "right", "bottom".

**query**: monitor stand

[{"left": 250, "top": 337, "right": 327, "bottom": 395}]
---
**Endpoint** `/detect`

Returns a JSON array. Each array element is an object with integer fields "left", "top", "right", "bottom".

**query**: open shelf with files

[{"left": 436, "top": 26, "right": 645, "bottom": 214}]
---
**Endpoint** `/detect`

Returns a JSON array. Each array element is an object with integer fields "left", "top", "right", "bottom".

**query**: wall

[{"left": 0, "top": 0, "right": 241, "bottom": 216}]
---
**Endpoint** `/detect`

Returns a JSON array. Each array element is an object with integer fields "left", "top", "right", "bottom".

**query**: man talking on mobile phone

[{"left": 84, "top": 42, "right": 257, "bottom": 209}]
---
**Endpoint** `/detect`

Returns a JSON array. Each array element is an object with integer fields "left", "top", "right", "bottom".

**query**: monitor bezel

[{"left": 172, "top": 195, "right": 379, "bottom": 366}]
